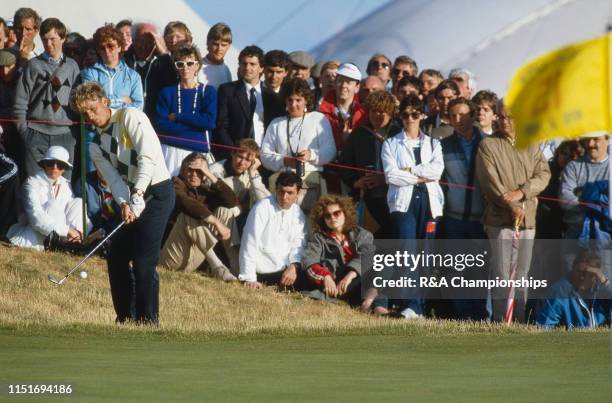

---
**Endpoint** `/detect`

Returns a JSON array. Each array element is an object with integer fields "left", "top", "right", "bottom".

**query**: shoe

[
  {"left": 400, "top": 307, "right": 424, "bottom": 320},
  {"left": 210, "top": 265, "right": 237, "bottom": 282}
]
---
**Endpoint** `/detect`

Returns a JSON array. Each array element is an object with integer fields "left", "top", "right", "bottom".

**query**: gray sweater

[
  {"left": 559, "top": 156, "right": 609, "bottom": 234},
  {"left": 13, "top": 54, "right": 79, "bottom": 135}
]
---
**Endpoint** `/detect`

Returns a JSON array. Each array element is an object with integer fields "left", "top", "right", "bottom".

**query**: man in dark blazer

[{"left": 214, "top": 45, "right": 284, "bottom": 161}]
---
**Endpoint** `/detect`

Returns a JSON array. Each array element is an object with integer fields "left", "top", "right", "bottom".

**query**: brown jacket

[
  {"left": 171, "top": 176, "right": 239, "bottom": 224},
  {"left": 475, "top": 132, "right": 551, "bottom": 228}
]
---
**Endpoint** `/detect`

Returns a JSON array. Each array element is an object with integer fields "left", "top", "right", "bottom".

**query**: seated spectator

[
  {"left": 7, "top": 146, "right": 89, "bottom": 250},
  {"left": 302, "top": 195, "right": 375, "bottom": 306},
  {"left": 471, "top": 90, "right": 498, "bottom": 135},
  {"left": 198, "top": 23, "right": 233, "bottom": 88},
  {"left": 0, "top": 150, "right": 19, "bottom": 240},
  {"left": 209, "top": 139, "right": 271, "bottom": 272},
  {"left": 535, "top": 250, "right": 610, "bottom": 329},
  {"left": 163, "top": 21, "right": 192, "bottom": 53},
  {"left": 261, "top": 78, "right": 336, "bottom": 213},
  {"left": 160, "top": 153, "right": 238, "bottom": 280},
  {"left": 239, "top": 172, "right": 307, "bottom": 289},
  {"left": 81, "top": 25, "right": 144, "bottom": 110},
  {"left": 156, "top": 44, "right": 217, "bottom": 176},
  {"left": 339, "top": 90, "right": 401, "bottom": 238}
]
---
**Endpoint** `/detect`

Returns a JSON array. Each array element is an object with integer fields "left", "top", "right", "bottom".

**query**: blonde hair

[{"left": 70, "top": 82, "right": 108, "bottom": 112}]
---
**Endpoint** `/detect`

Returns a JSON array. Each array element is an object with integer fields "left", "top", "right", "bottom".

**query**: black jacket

[{"left": 214, "top": 80, "right": 283, "bottom": 160}]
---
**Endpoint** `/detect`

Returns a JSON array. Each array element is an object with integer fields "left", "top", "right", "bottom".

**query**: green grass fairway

[{"left": 1, "top": 327, "right": 610, "bottom": 403}]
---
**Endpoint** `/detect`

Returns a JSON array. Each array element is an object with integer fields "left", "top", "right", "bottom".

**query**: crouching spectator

[
  {"left": 159, "top": 152, "right": 238, "bottom": 280},
  {"left": 535, "top": 250, "right": 611, "bottom": 329},
  {"left": 7, "top": 146, "right": 89, "bottom": 250},
  {"left": 209, "top": 138, "right": 270, "bottom": 272},
  {"left": 239, "top": 171, "right": 307, "bottom": 289},
  {"left": 302, "top": 195, "right": 375, "bottom": 306}
]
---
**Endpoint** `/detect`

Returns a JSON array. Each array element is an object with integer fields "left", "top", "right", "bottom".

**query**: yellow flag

[{"left": 507, "top": 33, "right": 612, "bottom": 148}]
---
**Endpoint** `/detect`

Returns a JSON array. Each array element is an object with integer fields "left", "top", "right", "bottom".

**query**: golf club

[{"left": 48, "top": 220, "right": 126, "bottom": 285}]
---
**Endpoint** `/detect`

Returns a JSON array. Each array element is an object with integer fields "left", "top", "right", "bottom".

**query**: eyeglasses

[
  {"left": 174, "top": 60, "right": 198, "bottom": 69},
  {"left": 371, "top": 61, "right": 390, "bottom": 69},
  {"left": 42, "top": 160, "right": 66, "bottom": 169},
  {"left": 401, "top": 111, "right": 422, "bottom": 120},
  {"left": 97, "top": 42, "right": 118, "bottom": 51},
  {"left": 323, "top": 210, "right": 343, "bottom": 220}
]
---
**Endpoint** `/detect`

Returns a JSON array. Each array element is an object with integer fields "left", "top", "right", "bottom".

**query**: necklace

[{"left": 177, "top": 82, "right": 200, "bottom": 114}]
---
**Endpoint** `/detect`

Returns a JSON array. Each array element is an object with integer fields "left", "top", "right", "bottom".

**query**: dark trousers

[
  {"left": 389, "top": 186, "right": 434, "bottom": 314},
  {"left": 22, "top": 128, "right": 75, "bottom": 179},
  {"left": 435, "top": 216, "right": 489, "bottom": 320},
  {"left": 107, "top": 180, "right": 175, "bottom": 324}
]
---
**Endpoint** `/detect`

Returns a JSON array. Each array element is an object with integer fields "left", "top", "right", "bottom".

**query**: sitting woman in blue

[{"left": 155, "top": 44, "right": 217, "bottom": 176}]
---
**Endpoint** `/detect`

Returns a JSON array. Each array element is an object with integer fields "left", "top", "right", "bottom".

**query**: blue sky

[{"left": 186, "top": 0, "right": 390, "bottom": 52}]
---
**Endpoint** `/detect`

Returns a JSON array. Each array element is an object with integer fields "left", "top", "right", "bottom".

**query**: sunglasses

[
  {"left": 323, "top": 210, "right": 343, "bottom": 220},
  {"left": 174, "top": 60, "right": 198, "bottom": 69},
  {"left": 97, "top": 43, "right": 118, "bottom": 51},
  {"left": 401, "top": 111, "right": 422, "bottom": 120},
  {"left": 371, "top": 61, "right": 389, "bottom": 69},
  {"left": 42, "top": 160, "right": 67, "bottom": 169}
]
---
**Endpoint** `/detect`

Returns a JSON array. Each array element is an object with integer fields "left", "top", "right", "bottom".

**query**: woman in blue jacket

[{"left": 155, "top": 44, "right": 217, "bottom": 176}]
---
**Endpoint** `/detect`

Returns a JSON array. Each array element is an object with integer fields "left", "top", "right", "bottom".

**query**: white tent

[
  {"left": 4, "top": 1, "right": 238, "bottom": 75},
  {"left": 310, "top": 0, "right": 612, "bottom": 95}
]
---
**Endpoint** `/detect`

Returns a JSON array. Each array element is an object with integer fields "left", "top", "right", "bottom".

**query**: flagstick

[{"left": 608, "top": 30, "right": 612, "bottom": 218}]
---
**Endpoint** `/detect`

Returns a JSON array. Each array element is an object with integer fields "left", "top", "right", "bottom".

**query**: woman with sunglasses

[
  {"left": 302, "top": 195, "right": 374, "bottom": 305},
  {"left": 80, "top": 25, "right": 143, "bottom": 110},
  {"left": 7, "top": 146, "right": 89, "bottom": 250},
  {"left": 380, "top": 94, "right": 444, "bottom": 318},
  {"left": 155, "top": 44, "right": 217, "bottom": 176}
]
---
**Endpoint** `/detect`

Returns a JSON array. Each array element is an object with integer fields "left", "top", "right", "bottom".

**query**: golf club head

[{"left": 48, "top": 274, "right": 65, "bottom": 285}]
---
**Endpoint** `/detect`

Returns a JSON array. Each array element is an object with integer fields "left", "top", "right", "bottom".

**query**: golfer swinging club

[{"left": 71, "top": 82, "right": 175, "bottom": 325}]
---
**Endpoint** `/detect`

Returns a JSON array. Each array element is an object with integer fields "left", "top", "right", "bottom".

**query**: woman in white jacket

[
  {"left": 261, "top": 78, "right": 336, "bottom": 213},
  {"left": 8, "top": 146, "right": 88, "bottom": 250},
  {"left": 380, "top": 94, "right": 444, "bottom": 319}
]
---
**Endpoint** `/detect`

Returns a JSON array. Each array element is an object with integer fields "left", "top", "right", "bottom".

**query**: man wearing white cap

[
  {"left": 560, "top": 131, "right": 610, "bottom": 239},
  {"left": 7, "top": 145, "right": 89, "bottom": 250},
  {"left": 318, "top": 63, "right": 368, "bottom": 193},
  {"left": 319, "top": 63, "right": 368, "bottom": 151}
]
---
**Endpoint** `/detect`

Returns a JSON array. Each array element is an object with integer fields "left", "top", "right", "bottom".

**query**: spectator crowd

[{"left": 0, "top": 8, "right": 610, "bottom": 329}]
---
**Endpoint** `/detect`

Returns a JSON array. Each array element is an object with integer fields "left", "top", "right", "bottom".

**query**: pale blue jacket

[{"left": 80, "top": 60, "right": 144, "bottom": 110}]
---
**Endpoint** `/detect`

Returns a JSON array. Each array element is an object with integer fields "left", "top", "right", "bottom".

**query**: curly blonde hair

[{"left": 310, "top": 195, "right": 358, "bottom": 234}]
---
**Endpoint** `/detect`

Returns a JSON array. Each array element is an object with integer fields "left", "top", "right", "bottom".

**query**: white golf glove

[{"left": 130, "top": 192, "right": 146, "bottom": 218}]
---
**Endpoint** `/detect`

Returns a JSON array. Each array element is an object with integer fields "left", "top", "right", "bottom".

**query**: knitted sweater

[{"left": 13, "top": 54, "right": 79, "bottom": 135}]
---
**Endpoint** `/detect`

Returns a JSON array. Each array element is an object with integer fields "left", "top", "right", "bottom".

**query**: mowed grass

[{"left": 1, "top": 245, "right": 611, "bottom": 402}]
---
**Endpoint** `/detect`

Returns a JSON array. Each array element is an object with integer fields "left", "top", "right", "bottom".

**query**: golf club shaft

[{"left": 59, "top": 220, "right": 126, "bottom": 282}]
